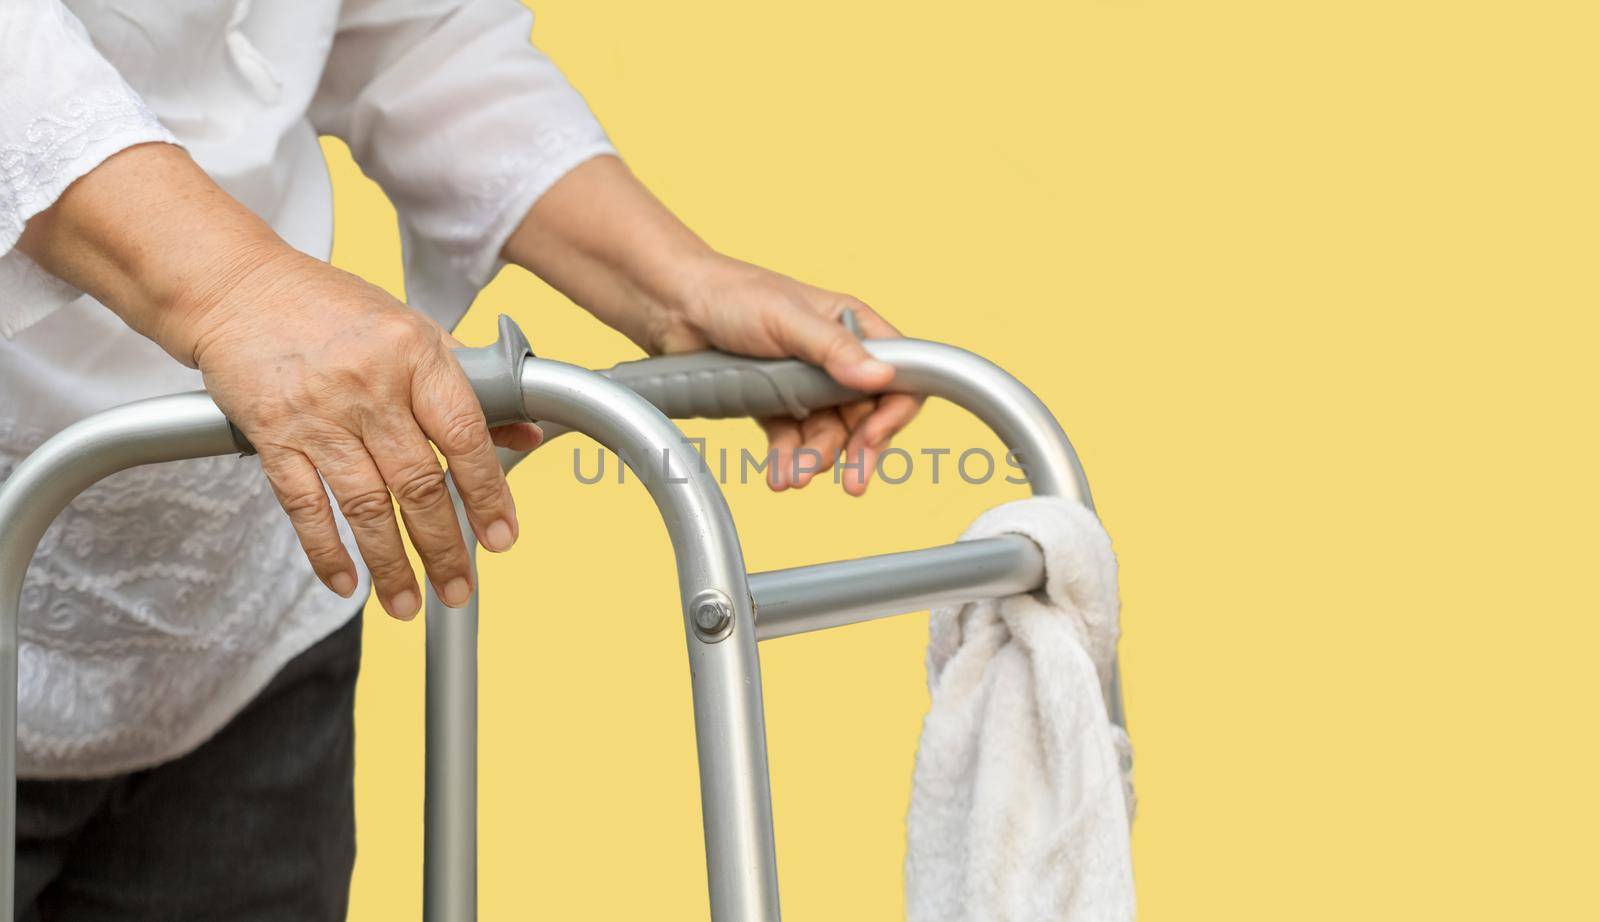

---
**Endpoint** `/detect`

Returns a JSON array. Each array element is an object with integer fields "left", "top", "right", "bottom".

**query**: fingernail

[
  {"left": 484, "top": 518, "right": 515, "bottom": 552},
  {"left": 862, "top": 359, "right": 895, "bottom": 380},
  {"left": 330, "top": 571, "right": 356, "bottom": 598},
  {"left": 441, "top": 577, "right": 471, "bottom": 608},
  {"left": 389, "top": 589, "right": 420, "bottom": 620}
]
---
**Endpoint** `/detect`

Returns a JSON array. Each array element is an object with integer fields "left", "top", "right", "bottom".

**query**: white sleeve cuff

[
  {"left": 1, "top": 0, "right": 182, "bottom": 338},
  {"left": 400, "top": 136, "right": 617, "bottom": 329},
  {"left": 0, "top": 115, "right": 179, "bottom": 339}
]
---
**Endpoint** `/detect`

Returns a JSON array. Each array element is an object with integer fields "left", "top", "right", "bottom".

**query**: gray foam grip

[
  {"left": 601, "top": 352, "right": 865, "bottom": 421},
  {"left": 231, "top": 323, "right": 862, "bottom": 456},
  {"left": 454, "top": 314, "right": 533, "bottom": 427}
]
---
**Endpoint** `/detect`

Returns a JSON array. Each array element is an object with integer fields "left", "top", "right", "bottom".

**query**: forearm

[
  {"left": 500, "top": 155, "right": 712, "bottom": 351},
  {"left": 16, "top": 142, "right": 288, "bottom": 365},
  {"left": 17, "top": 139, "right": 527, "bottom": 617},
  {"left": 501, "top": 151, "right": 918, "bottom": 495}
]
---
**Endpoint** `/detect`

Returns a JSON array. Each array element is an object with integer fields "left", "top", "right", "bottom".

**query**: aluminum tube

[
  {"left": 419, "top": 448, "right": 525, "bottom": 921},
  {"left": 0, "top": 393, "right": 237, "bottom": 921},
  {"left": 859, "top": 341, "right": 1122, "bottom": 726},
  {"left": 423, "top": 485, "right": 479, "bottom": 922},
  {"left": 861, "top": 340, "right": 1093, "bottom": 505},
  {"left": 750, "top": 535, "right": 1045, "bottom": 641},
  {"left": 517, "top": 360, "right": 778, "bottom": 921}
]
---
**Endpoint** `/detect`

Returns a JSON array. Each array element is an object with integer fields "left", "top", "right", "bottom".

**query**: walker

[{"left": 0, "top": 315, "right": 1125, "bottom": 921}]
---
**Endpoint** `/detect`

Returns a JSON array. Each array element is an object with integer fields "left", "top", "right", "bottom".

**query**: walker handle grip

[
  {"left": 230, "top": 315, "right": 872, "bottom": 455},
  {"left": 600, "top": 352, "right": 867, "bottom": 421}
]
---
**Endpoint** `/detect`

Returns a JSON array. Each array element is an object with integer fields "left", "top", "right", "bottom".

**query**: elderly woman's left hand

[
  {"left": 648, "top": 254, "right": 923, "bottom": 495},
  {"left": 504, "top": 155, "right": 923, "bottom": 494}
]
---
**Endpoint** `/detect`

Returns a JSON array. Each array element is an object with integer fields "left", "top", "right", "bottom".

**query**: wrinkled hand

[
  {"left": 498, "top": 157, "right": 920, "bottom": 493},
  {"left": 651, "top": 255, "right": 923, "bottom": 495},
  {"left": 186, "top": 246, "right": 540, "bottom": 619}
]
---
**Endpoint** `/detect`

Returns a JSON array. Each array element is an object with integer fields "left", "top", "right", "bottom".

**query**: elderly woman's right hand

[
  {"left": 183, "top": 245, "right": 532, "bottom": 619},
  {"left": 17, "top": 143, "right": 530, "bottom": 620}
]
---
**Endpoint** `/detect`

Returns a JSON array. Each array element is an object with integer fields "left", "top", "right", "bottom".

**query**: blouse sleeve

[
  {"left": 310, "top": 0, "right": 616, "bottom": 327},
  {"left": 0, "top": 0, "right": 179, "bottom": 339}
]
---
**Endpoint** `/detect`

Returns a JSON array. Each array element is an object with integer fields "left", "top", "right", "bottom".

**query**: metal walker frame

[{"left": 0, "top": 316, "right": 1123, "bottom": 921}]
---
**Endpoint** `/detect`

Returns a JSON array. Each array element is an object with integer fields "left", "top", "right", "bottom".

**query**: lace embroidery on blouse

[{"left": 0, "top": 90, "right": 175, "bottom": 249}]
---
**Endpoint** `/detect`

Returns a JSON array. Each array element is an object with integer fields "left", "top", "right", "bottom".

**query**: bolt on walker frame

[{"left": 0, "top": 315, "right": 1124, "bottom": 921}]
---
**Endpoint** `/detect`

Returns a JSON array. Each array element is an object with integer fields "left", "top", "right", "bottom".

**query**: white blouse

[{"left": 0, "top": 0, "right": 615, "bottom": 776}]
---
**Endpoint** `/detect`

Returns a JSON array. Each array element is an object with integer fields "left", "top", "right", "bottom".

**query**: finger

[
  {"left": 838, "top": 440, "right": 879, "bottom": 497},
  {"left": 412, "top": 356, "right": 519, "bottom": 553},
  {"left": 837, "top": 395, "right": 917, "bottom": 497},
  {"left": 311, "top": 438, "right": 421, "bottom": 620},
  {"left": 855, "top": 393, "right": 923, "bottom": 451},
  {"left": 844, "top": 304, "right": 921, "bottom": 463},
  {"left": 825, "top": 398, "right": 879, "bottom": 491},
  {"left": 838, "top": 397, "right": 877, "bottom": 433},
  {"left": 364, "top": 411, "right": 475, "bottom": 609},
  {"left": 442, "top": 331, "right": 541, "bottom": 462},
  {"left": 793, "top": 410, "right": 849, "bottom": 488},
  {"left": 759, "top": 418, "right": 804, "bottom": 490},
  {"left": 767, "top": 307, "right": 895, "bottom": 392},
  {"left": 490, "top": 422, "right": 543, "bottom": 452},
  {"left": 258, "top": 448, "right": 357, "bottom": 598}
]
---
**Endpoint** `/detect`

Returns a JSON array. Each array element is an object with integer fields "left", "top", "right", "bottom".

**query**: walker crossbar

[
  {"left": 0, "top": 322, "right": 1116, "bottom": 922},
  {"left": 748, "top": 535, "right": 1046, "bottom": 641}
]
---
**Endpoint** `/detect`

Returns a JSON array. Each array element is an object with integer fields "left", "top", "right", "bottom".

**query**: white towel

[{"left": 906, "top": 497, "right": 1136, "bottom": 921}]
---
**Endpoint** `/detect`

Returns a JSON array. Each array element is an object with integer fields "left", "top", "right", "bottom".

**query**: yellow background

[{"left": 325, "top": 1, "right": 1598, "bottom": 918}]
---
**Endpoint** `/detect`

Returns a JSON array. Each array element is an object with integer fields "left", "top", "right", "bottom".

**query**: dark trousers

[{"left": 14, "top": 613, "right": 362, "bottom": 922}]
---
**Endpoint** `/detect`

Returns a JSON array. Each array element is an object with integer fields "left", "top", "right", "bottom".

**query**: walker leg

[
  {"left": 515, "top": 360, "right": 781, "bottom": 919},
  {"left": 424, "top": 487, "right": 478, "bottom": 922},
  {"left": 683, "top": 592, "right": 780, "bottom": 921}
]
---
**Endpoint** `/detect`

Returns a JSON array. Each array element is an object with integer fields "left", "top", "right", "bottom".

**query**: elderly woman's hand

[
  {"left": 17, "top": 143, "right": 535, "bottom": 619},
  {"left": 648, "top": 255, "right": 923, "bottom": 495},
  {"left": 504, "top": 156, "right": 924, "bottom": 494},
  {"left": 184, "top": 246, "right": 540, "bottom": 619}
]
